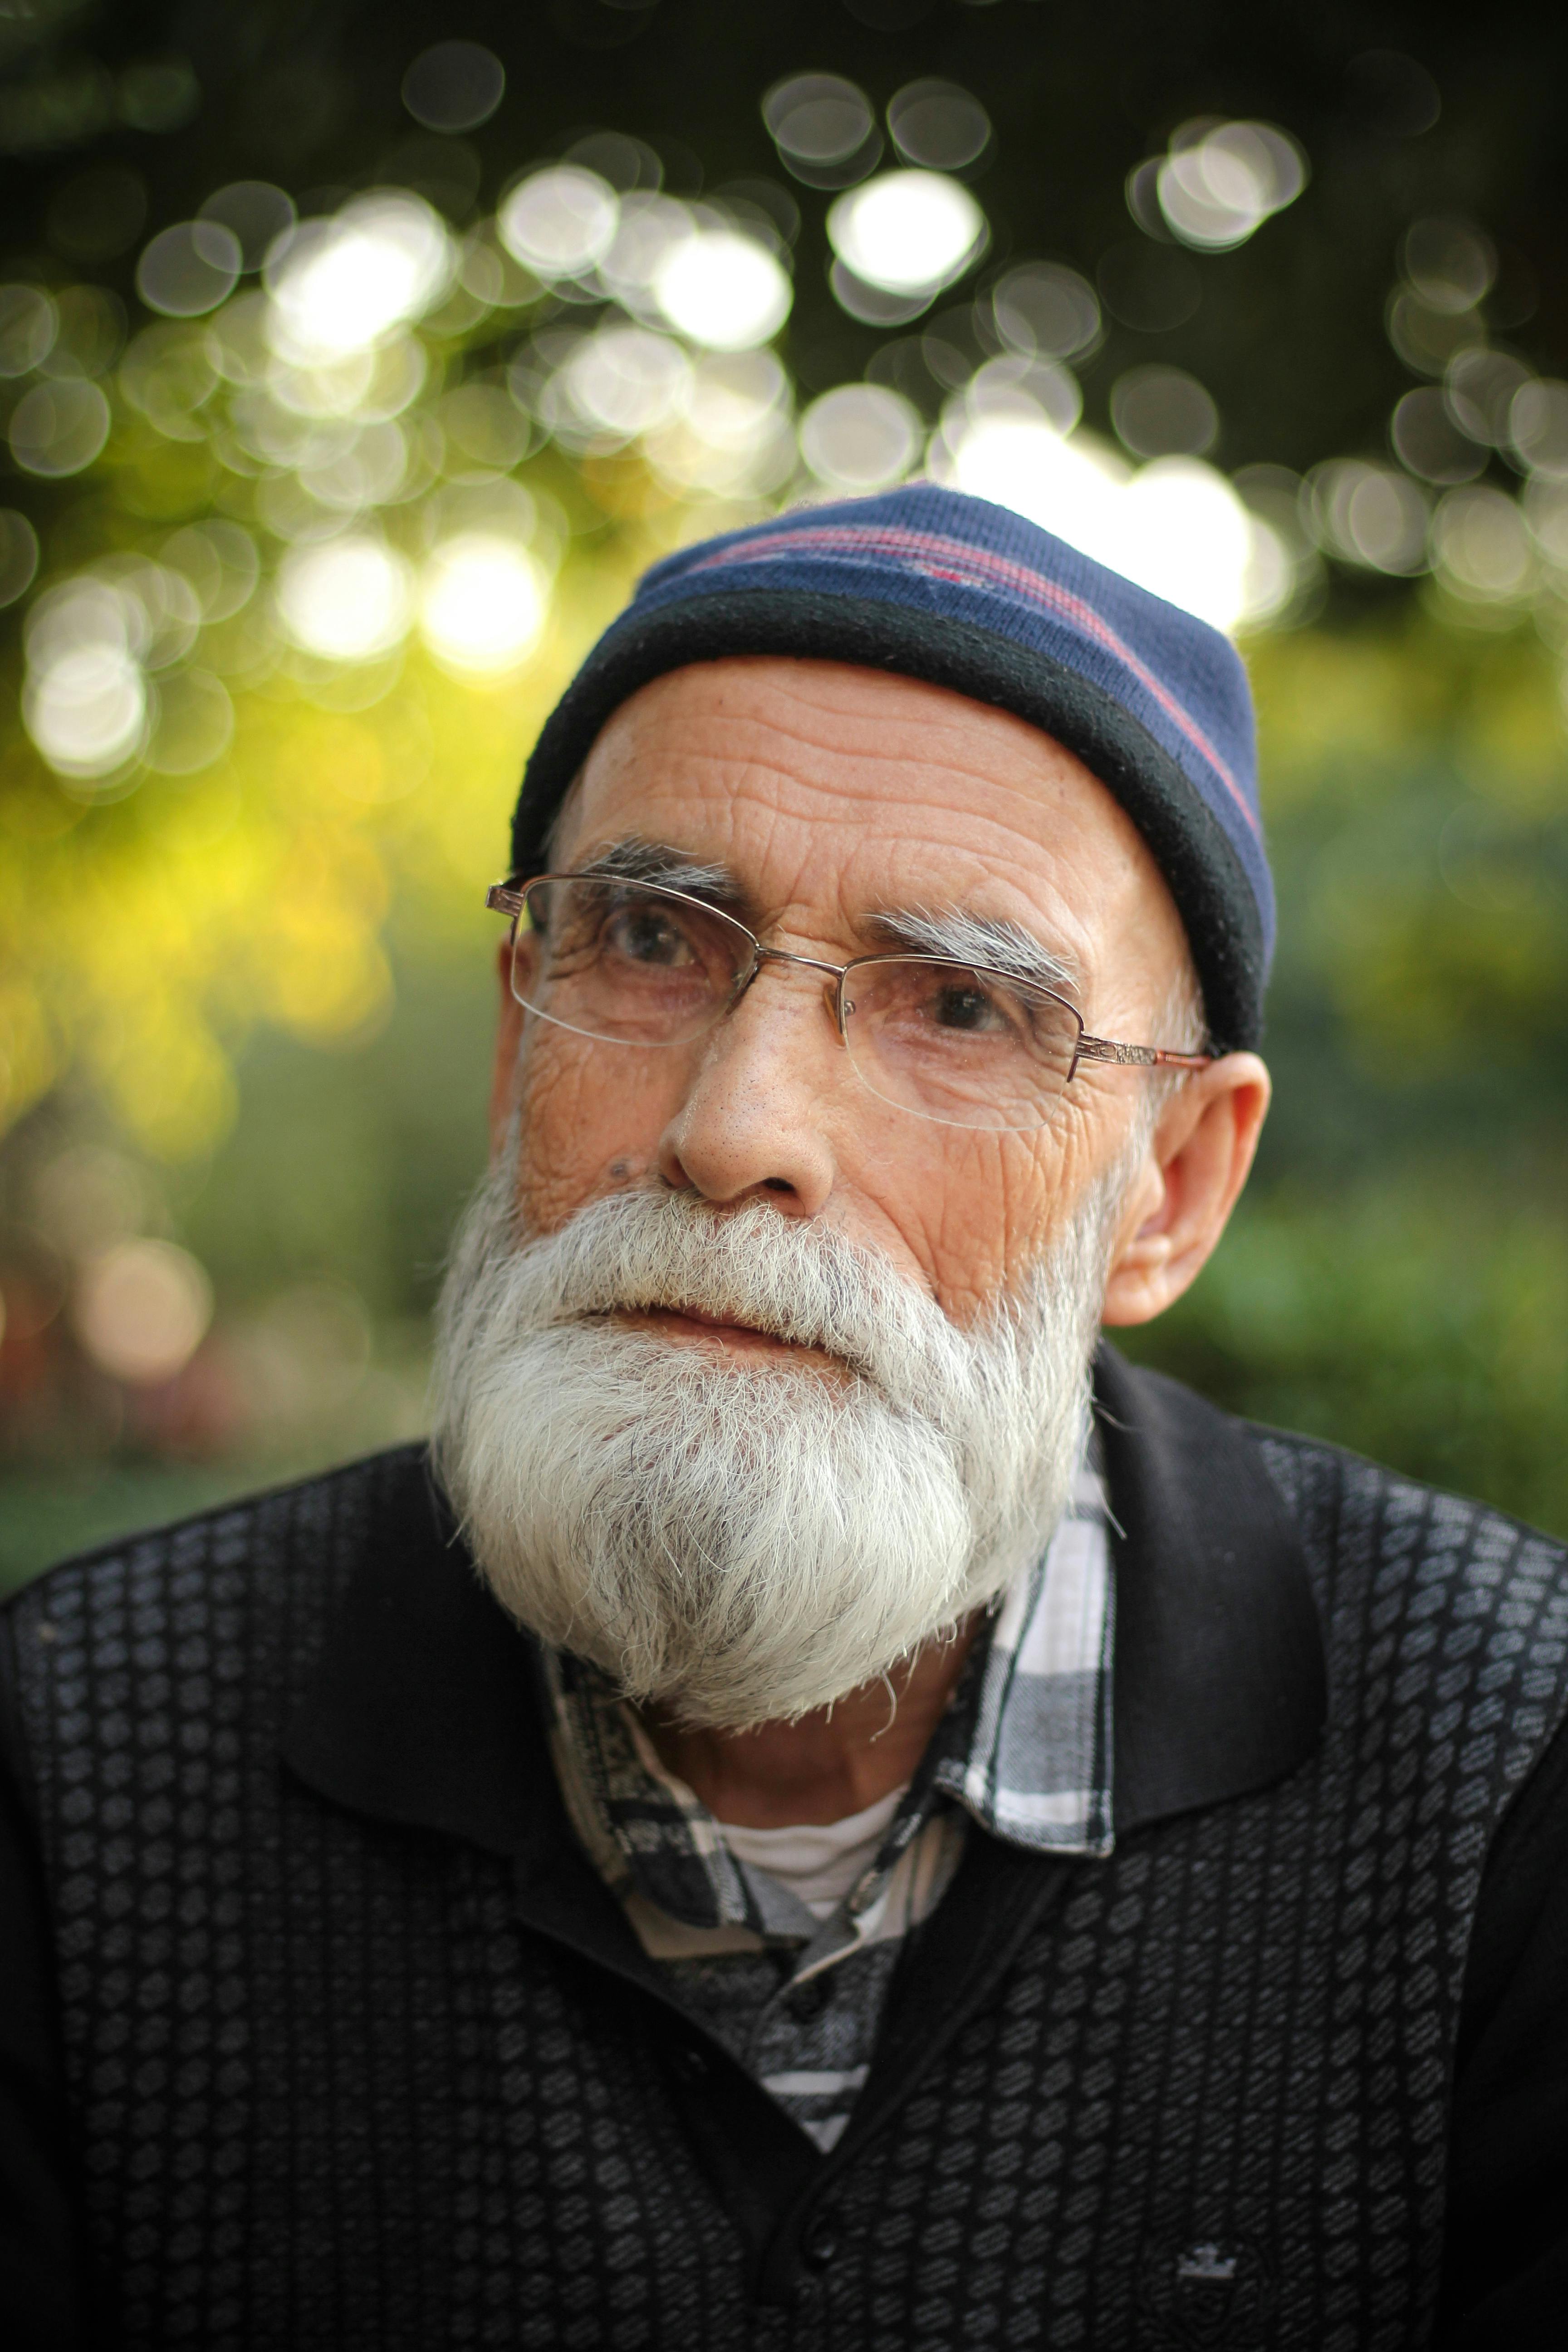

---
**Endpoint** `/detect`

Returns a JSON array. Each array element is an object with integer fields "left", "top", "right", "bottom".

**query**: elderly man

[{"left": 3, "top": 487, "right": 1566, "bottom": 2350}]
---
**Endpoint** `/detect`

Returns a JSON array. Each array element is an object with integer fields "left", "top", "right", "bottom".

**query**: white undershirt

[{"left": 715, "top": 1784, "right": 908, "bottom": 1921}]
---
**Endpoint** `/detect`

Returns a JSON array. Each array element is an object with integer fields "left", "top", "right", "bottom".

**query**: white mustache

[{"left": 485, "top": 1186, "right": 993, "bottom": 1415}]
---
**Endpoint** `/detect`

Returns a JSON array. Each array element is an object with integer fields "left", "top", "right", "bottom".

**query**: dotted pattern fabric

[{"left": 5, "top": 1436, "right": 1568, "bottom": 2350}]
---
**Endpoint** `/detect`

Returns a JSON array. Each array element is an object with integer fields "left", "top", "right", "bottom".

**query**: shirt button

[
  {"left": 784, "top": 1976, "right": 831, "bottom": 2024},
  {"left": 801, "top": 2212, "right": 839, "bottom": 2271}
]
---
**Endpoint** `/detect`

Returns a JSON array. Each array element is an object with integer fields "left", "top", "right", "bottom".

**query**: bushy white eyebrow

[
  {"left": 566, "top": 836, "right": 736, "bottom": 902},
  {"left": 556, "top": 842, "right": 1082, "bottom": 998},
  {"left": 870, "top": 906, "right": 1082, "bottom": 1000}
]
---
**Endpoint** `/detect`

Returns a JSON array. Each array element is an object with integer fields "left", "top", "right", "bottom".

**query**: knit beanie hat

[{"left": 510, "top": 485, "right": 1272, "bottom": 1050}]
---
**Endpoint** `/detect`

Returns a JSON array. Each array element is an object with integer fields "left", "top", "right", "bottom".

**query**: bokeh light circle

[
  {"left": 0, "top": 508, "right": 40, "bottom": 607},
  {"left": 990, "top": 262, "right": 1101, "bottom": 362},
  {"left": 24, "top": 643, "right": 147, "bottom": 777},
  {"left": 419, "top": 534, "right": 549, "bottom": 674},
  {"left": 945, "top": 416, "right": 1123, "bottom": 551},
  {"left": 9, "top": 377, "right": 111, "bottom": 476},
  {"left": 763, "top": 74, "right": 879, "bottom": 188},
  {"left": 1110, "top": 366, "right": 1219, "bottom": 459},
  {"left": 137, "top": 221, "right": 243, "bottom": 317},
  {"left": 800, "top": 382, "right": 921, "bottom": 490},
  {"left": 955, "top": 353, "right": 1082, "bottom": 437},
  {"left": 267, "top": 194, "right": 453, "bottom": 360},
  {"left": 887, "top": 80, "right": 991, "bottom": 172},
  {"left": 1156, "top": 120, "right": 1307, "bottom": 251},
  {"left": 276, "top": 536, "right": 414, "bottom": 662},
  {"left": 563, "top": 325, "right": 690, "bottom": 434},
  {"left": 47, "top": 285, "right": 126, "bottom": 379},
  {"left": 0, "top": 283, "right": 58, "bottom": 375},
  {"left": 1510, "top": 381, "right": 1568, "bottom": 481},
  {"left": 198, "top": 181, "right": 296, "bottom": 272},
  {"left": 1524, "top": 478, "right": 1568, "bottom": 573},
  {"left": 828, "top": 171, "right": 986, "bottom": 296},
  {"left": 73, "top": 1240, "right": 213, "bottom": 1384},
  {"left": 1402, "top": 218, "right": 1495, "bottom": 315},
  {"left": 1444, "top": 349, "right": 1533, "bottom": 447},
  {"left": 24, "top": 575, "right": 134, "bottom": 665},
  {"left": 498, "top": 166, "right": 618, "bottom": 280},
  {"left": 1387, "top": 292, "right": 1479, "bottom": 380},
  {"left": 1307, "top": 460, "right": 1430, "bottom": 574},
  {"left": 1431, "top": 487, "right": 1535, "bottom": 601},
  {"left": 90, "top": 554, "right": 201, "bottom": 670},
  {"left": 654, "top": 230, "right": 792, "bottom": 350},
  {"left": 402, "top": 40, "right": 505, "bottom": 133}
]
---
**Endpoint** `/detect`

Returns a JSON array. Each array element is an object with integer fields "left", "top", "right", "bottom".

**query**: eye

[
  {"left": 927, "top": 979, "right": 1008, "bottom": 1034},
  {"left": 603, "top": 901, "right": 700, "bottom": 968}
]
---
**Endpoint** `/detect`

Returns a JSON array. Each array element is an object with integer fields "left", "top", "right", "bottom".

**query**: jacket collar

[
  {"left": 281, "top": 1454, "right": 557, "bottom": 1863},
  {"left": 1092, "top": 1345, "right": 1326, "bottom": 1833},
  {"left": 282, "top": 1347, "right": 1326, "bottom": 1858}
]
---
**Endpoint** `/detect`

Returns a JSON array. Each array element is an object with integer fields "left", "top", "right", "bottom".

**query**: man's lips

[
  {"left": 607, "top": 1303, "right": 842, "bottom": 1366},
  {"left": 654, "top": 1302, "right": 770, "bottom": 1335},
  {"left": 615, "top": 1303, "right": 790, "bottom": 1348}
]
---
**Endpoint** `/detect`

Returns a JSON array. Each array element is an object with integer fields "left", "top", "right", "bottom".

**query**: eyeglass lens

[{"left": 510, "top": 877, "right": 1082, "bottom": 1133}]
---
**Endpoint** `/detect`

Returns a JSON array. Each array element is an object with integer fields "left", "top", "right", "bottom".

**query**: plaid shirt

[{"left": 540, "top": 1441, "right": 1115, "bottom": 2150}]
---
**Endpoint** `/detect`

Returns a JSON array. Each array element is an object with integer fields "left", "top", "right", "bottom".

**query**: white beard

[{"left": 431, "top": 1164, "right": 1122, "bottom": 1730}]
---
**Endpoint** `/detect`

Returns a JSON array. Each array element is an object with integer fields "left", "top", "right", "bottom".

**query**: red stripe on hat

[{"left": 686, "top": 522, "right": 1259, "bottom": 842}]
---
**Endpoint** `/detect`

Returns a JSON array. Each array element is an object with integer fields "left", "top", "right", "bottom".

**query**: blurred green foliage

[
  {"left": 1126, "top": 605, "right": 1568, "bottom": 1535},
  {"left": 1127, "top": 1186, "right": 1568, "bottom": 1535},
  {"left": 7, "top": 598, "right": 1565, "bottom": 1590},
  {"left": 3, "top": 1, "right": 1567, "bottom": 1586}
]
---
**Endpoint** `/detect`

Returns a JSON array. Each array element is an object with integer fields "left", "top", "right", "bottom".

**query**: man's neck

[{"left": 639, "top": 1616, "right": 981, "bottom": 1828}]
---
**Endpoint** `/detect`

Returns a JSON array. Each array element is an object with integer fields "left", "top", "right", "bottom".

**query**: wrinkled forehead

[{"left": 549, "top": 657, "right": 1183, "bottom": 967}]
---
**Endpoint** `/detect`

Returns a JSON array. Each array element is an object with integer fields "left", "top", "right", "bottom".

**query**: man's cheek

[
  {"left": 513, "top": 1039, "right": 669, "bottom": 1232},
  {"left": 911, "top": 1134, "right": 1065, "bottom": 1324}
]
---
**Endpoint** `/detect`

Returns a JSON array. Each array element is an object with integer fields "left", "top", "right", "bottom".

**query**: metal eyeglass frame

[{"left": 485, "top": 876, "right": 1214, "bottom": 1098}]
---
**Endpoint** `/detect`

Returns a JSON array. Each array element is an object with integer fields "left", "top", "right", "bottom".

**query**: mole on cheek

[{"left": 608, "top": 1160, "right": 631, "bottom": 1181}]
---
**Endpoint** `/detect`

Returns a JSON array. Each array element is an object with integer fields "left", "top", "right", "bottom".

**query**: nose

[{"left": 655, "top": 961, "right": 844, "bottom": 1216}]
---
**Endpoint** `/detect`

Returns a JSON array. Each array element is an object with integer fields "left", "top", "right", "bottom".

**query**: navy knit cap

[{"left": 510, "top": 484, "right": 1272, "bottom": 1050}]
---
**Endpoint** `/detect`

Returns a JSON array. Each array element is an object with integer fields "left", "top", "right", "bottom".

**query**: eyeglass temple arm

[
  {"left": 487, "top": 883, "right": 526, "bottom": 918},
  {"left": 1075, "top": 1034, "right": 1213, "bottom": 1072}
]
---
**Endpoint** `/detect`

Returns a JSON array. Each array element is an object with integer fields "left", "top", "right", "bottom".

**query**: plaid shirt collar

[{"left": 539, "top": 1439, "right": 1116, "bottom": 1946}]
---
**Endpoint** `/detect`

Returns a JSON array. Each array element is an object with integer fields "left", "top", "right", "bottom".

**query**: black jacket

[{"left": 2, "top": 1351, "right": 1568, "bottom": 2348}]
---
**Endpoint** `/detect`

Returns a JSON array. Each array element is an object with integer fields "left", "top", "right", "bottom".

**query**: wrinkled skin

[{"left": 488, "top": 657, "right": 1269, "bottom": 1821}]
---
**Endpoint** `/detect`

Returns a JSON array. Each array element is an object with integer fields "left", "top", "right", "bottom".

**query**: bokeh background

[{"left": 2, "top": 0, "right": 1566, "bottom": 1591}]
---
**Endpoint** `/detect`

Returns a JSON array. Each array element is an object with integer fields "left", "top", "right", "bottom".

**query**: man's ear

[
  {"left": 1100, "top": 1053, "right": 1270, "bottom": 1327},
  {"left": 488, "top": 940, "right": 528, "bottom": 1157}
]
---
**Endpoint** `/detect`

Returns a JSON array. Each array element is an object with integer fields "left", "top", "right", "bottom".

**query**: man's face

[
  {"left": 497, "top": 656, "right": 1197, "bottom": 1332},
  {"left": 445, "top": 656, "right": 1264, "bottom": 1723}
]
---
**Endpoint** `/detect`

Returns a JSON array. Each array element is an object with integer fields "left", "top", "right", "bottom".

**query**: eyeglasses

[{"left": 486, "top": 874, "right": 1211, "bottom": 1135}]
